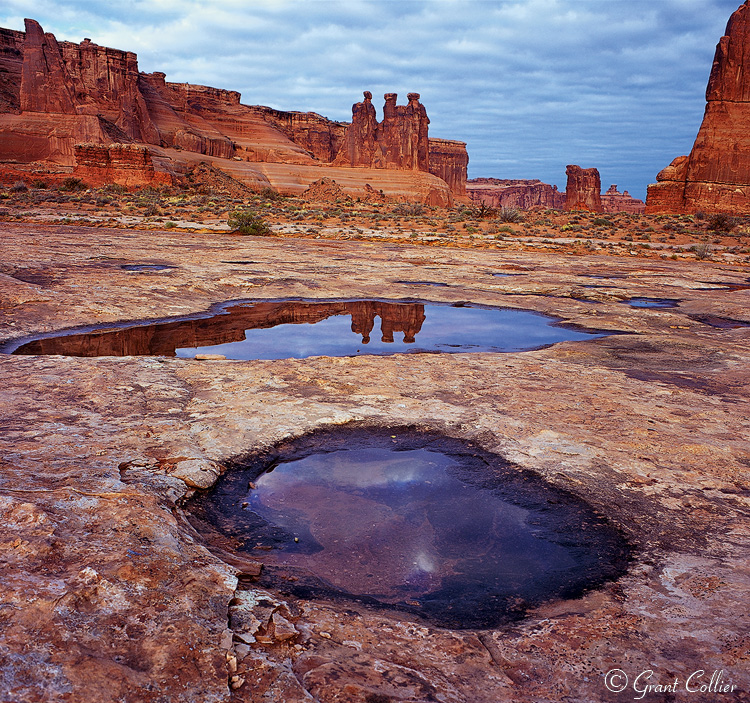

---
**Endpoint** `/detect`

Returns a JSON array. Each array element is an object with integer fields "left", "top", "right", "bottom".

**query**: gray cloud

[{"left": 1, "top": 0, "right": 743, "bottom": 198}]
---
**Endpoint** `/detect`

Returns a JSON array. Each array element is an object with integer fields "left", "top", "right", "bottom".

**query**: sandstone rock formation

[
  {"left": 647, "top": 1, "right": 750, "bottom": 214},
  {"left": 467, "top": 178, "right": 564, "bottom": 210},
  {"left": 0, "top": 19, "right": 467, "bottom": 203},
  {"left": 302, "top": 177, "right": 347, "bottom": 202},
  {"left": 429, "top": 139, "right": 468, "bottom": 196},
  {"left": 334, "top": 92, "right": 434, "bottom": 172},
  {"left": 601, "top": 184, "right": 645, "bottom": 214},
  {"left": 564, "top": 165, "right": 603, "bottom": 212}
]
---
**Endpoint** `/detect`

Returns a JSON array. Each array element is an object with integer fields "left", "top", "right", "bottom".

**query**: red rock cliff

[
  {"left": 564, "top": 165, "right": 603, "bottom": 212},
  {"left": 73, "top": 143, "right": 172, "bottom": 187},
  {"left": 647, "top": 1, "right": 750, "bottom": 214},
  {"left": 429, "top": 139, "right": 468, "bottom": 197},
  {"left": 467, "top": 178, "right": 564, "bottom": 209},
  {"left": 0, "top": 19, "right": 462, "bottom": 202}
]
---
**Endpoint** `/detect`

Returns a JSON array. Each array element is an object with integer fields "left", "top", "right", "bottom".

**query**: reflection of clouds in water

[
  {"left": 258, "top": 449, "right": 455, "bottom": 490},
  {"left": 414, "top": 551, "right": 437, "bottom": 573}
]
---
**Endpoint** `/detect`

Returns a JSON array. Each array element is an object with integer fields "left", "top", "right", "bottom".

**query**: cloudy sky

[{"left": 1, "top": 0, "right": 744, "bottom": 198}]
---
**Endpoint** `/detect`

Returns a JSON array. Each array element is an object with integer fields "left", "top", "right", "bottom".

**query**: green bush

[
  {"left": 498, "top": 207, "right": 523, "bottom": 223},
  {"left": 707, "top": 213, "right": 737, "bottom": 232},
  {"left": 59, "top": 177, "right": 87, "bottom": 192},
  {"left": 228, "top": 209, "right": 272, "bottom": 235}
]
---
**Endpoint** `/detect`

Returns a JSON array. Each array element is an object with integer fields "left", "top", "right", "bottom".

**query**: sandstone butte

[
  {"left": 0, "top": 19, "right": 470, "bottom": 205},
  {"left": 467, "top": 174, "right": 645, "bottom": 214},
  {"left": 647, "top": 0, "right": 750, "bottom": 214}
]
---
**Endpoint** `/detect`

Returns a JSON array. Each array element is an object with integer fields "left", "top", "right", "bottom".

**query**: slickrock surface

[
  {"left": 647, "top": 0, "right": 750, "bottom": 214},
  {"left": 0, "top": 222, "right": 749, "bottom": 702},
  {"left": 564, "top": 165, "right": 603, "bottom": 212}
]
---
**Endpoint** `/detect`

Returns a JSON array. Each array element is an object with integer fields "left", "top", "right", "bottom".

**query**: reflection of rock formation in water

[
  {"left": 349, "top": 301, "right": 425, "bottom": 344},
  {"left": 13, "top": 300, "right": 428, "bottom": 356}
]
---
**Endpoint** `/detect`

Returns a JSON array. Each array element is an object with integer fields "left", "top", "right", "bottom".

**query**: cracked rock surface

[{"left": 0, "top": 223, "right": 749, "bottom": 702}]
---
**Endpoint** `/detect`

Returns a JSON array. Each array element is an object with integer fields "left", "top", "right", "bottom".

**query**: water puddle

[
  {"left": 698, "top": 281, "right": 750, "bottom": 292},
  {"left": 188, "top": 428, "right": 630, "bottom": 629},
  {"left": 690, "top": 315, "right": 750, "bottom": 329},
  {"left": 624, "top": 297, "right": 680, "bottom": 309},
  {"left": 395, "top": 280, "right": 450, "bottom": 287},
  {"left": 120, "top": 264, "right": 176, "bottom": 272},
  {"left": 582, "top": 273, "right": 627, "bottom": 280},
  {"left": 5, "top": 299, "right": 610, "bottom": 359}
]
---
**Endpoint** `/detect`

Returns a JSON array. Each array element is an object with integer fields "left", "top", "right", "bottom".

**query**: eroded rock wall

[
  {"left": 467, "top": 178, "right": 564, "bottom": 210},
  {"left": 601, "top": 185, "right": 645, "bottom": 214},
  {"left": 73, "top": 143, "right": 172, "bottom": 187},
  {"left": 647, "top": 1, "right": 750, "bottom": 214},
  {"left": 429, "top": 139, "right": 468, "bottom": 197},
  {"left": 1, "top": 19, "right": 462, "bottom": 202}
]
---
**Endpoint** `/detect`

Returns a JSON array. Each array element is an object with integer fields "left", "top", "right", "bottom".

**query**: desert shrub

[
  {"left": 227, "top": 209, "right": 272, "bottom": 235},
  {"left": 692, "top": 242, "right": 712, "bottom": 259},
  {"left": 30, "top": 179, "right": 47, "bottom": 189},
  {"left": 471, "top": 203, "right": 496, "bottom": 219},
  {"left": 707, "top": 213, "right": 737, "bottom": 232},
  {"left": 259, "top": 187, "right": 281, "bottom": 201},
  {"left": 498, "top": 207, "right": 523, "bottom": 223},
  {"left": 59, "top": 177, "right": 87, "bottom": 192},
  {"left": 592, "top": 217, "right": 613, "bottom": 227},
  {"left": 10, "top": 180, "right": 28, "bottom": 193},
  {"left": 165, "top": 221, "right": 176, "bottom": 229},
  {"left": 143, "top": 204, "right": 161, "bottom": 217},
  {"left": 103, "top": 183, "right": 127, "bottom": 195},
  {"left": 393, "top": 202, "right": 425, "bottom": 216}
]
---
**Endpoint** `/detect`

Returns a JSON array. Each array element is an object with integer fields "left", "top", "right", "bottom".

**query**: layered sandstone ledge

[{"left": 0, "top": 20, "right": 468, "bottom": 203}]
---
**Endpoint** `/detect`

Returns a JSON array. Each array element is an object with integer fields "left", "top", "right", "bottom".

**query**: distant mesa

[
  {"left": 0, "top": 19, "right": 467, "bottom": 204},
  {"left": 467, "top": 169, "right": 644, "bottom": 213},
  {"left": 647, "top": 0, "right": 750, "bottom": 214}
]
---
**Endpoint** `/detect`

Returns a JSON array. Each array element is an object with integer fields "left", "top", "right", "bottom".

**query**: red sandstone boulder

[
  {"left": 647, "top": 1, "right": 750, "bottom": 214},
  {"left": 564, "top": 165, "right": 603, "bottom": 212},
  {"left": 302, "top": 177, "right": 347, "bottom": 202}
]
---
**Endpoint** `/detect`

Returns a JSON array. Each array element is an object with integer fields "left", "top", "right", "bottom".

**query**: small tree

[{"left": 227, "top": 209, "right": 272, "bottom": 235}]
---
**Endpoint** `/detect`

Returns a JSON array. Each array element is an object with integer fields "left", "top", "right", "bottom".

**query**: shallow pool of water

[
  {"left": 189, "top": 429, "right": 630, "bottom": 629},
  {"left": 625, "top": 297, "right": 680, "bottom": 309},
  {"left": 6, "top": 299, "right": 610, "bottom": 359}
]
